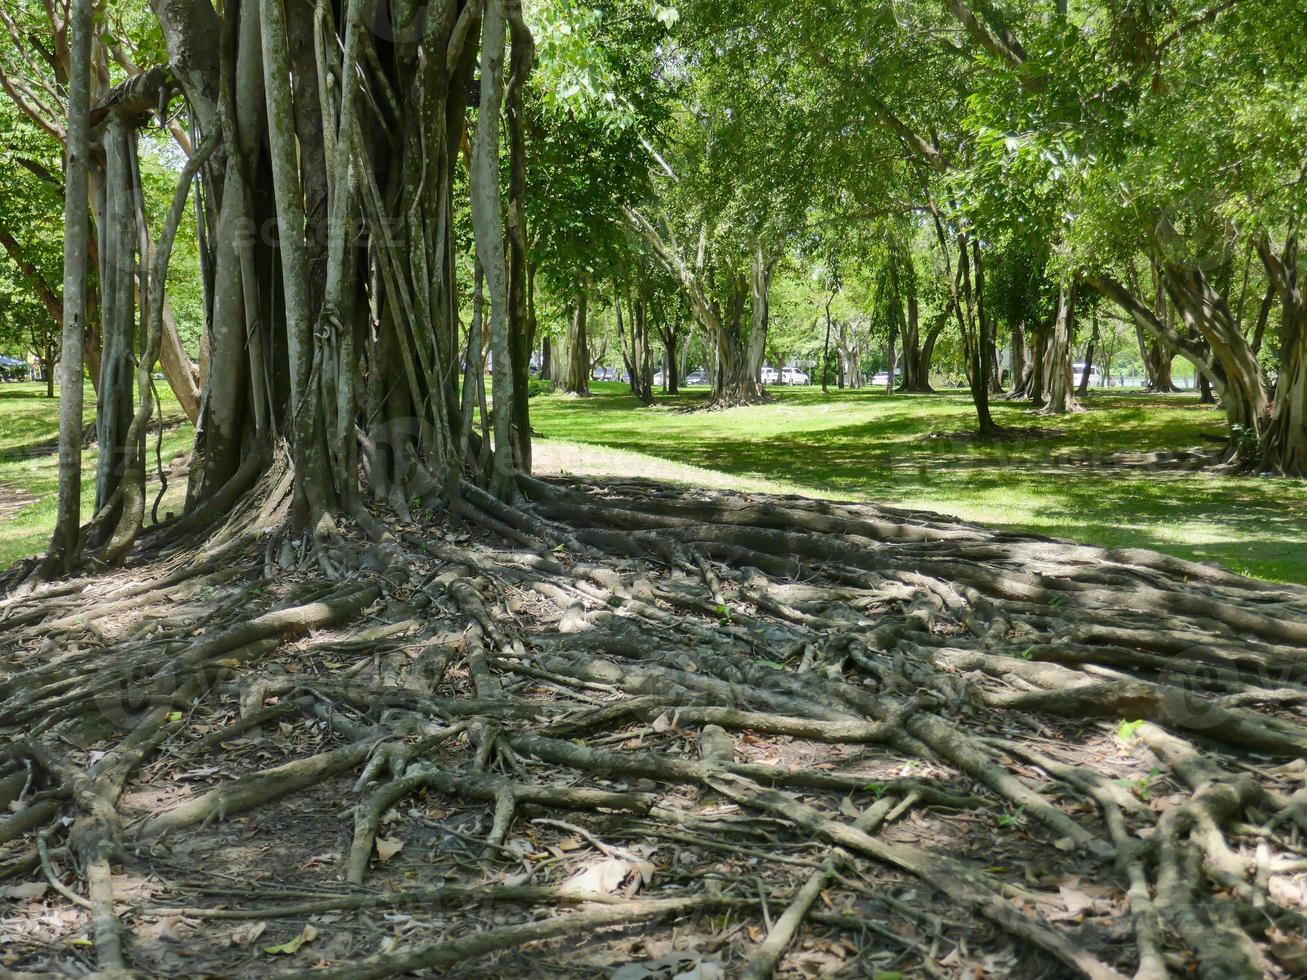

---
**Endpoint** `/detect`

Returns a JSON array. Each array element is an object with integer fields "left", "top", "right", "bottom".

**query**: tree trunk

[
  {"left": 1160, "top": 259, "right": 1268, "bottom": 448},
  {"left": 1256, "top": 233, "right": 1307, "bottom": 474},
  {"left": 470, "top": 0, "right": 517, "bottom": 500},
  {"left": 1041, "top": 284, "right": 1080, "bottom": 414},
  {"left": 660, "top": 325, "right": 680, "bottom": 394},
  {"left": 91, "top": 114, "right": 139, "bottom": 535},
  {"left": 820, "top": 291, "right": 834, "bottom": 394},
  {"left": 1077, "top": 310, "right": 1099, "bottom": 398},
  {"left": 746, "top": 245, "right": 773, "bottom": 386},
  {"left": 46, "top": 0, "right": 93, "bottom": 573},
  {"left": 505, "top": 7, "right": 535, "bottom": 473},
  {"left": 1008, "top": 323, "right": 1027, "bottom": 397},
  {"left": 563, "top": 293, "right": 590, "bottom": 395},
  {"left": 959, "top": 236, "right": 999, "bottom": 435}
]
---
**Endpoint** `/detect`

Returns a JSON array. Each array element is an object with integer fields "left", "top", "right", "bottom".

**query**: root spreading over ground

[{"left": 3, "top": 474, "right": 1307, "bottom": 978}]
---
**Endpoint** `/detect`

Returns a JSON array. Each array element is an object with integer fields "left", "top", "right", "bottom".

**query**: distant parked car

[
  {"left": 1072, "top": 363, "right": 1104, "bottom": 387},
  {"left": 685, "top": 369, "right": 709, "bottom": 386},
  {"left": 780, "top": 366, "right": 809, "bottom": 385},
  {"left": 871, "top": 368, "right": 901, "bottom": 386},
  {"left": 760, "top": 366, "right": 778, "bottom": 385}
]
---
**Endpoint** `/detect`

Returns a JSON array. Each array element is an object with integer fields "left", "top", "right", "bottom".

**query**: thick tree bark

[
  {"left": 562, "top": 293, "right": 590, "bottom": 396},
  {"left": 1040, "top": 284, "right": 1080, "bottom": 414},
  {"left": 1256, "top": 233, "right": 1307, "bottom": 474},
  {"left": 1160, "top": 259, "right": 1268, "bottom": 448},
  {"left": 188, "top": 0, "right": 264, "bottom": 506},
  {"left": 1007, "top": 322, "right": 1027, "bottom": 397}
]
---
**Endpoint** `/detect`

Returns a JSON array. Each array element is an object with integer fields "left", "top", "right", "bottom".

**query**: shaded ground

[
  {"left": 531, "top": 384, "right": 1307, "bottom": 584},
  {"left": 4, "top": 472, "right": 1307, "bottom": 978}
]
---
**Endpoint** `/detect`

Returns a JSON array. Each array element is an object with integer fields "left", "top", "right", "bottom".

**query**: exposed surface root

[{"left": 3, "top": 476, "right": 1307, "bottom": 977}]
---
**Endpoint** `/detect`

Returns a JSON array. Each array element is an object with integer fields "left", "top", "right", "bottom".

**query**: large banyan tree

[
  {"left": 8, "top": 1, "right": 1307, "bottom": 977},
  {"left": 38, "top": 0, "right": 536, "bottom": 577}
]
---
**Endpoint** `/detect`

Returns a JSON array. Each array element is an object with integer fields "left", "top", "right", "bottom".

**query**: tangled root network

[{"left": 4, "top": 474, "right": 1307, "bottom": 978}]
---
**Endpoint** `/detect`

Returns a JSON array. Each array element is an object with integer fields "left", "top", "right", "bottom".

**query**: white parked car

[
  {"left": 871, "top": 369, "right": 901, "bottom": 386},
  {"left": 760, "top": 366, "right": 778, "bottom": 385},
  {"left": 685, "top": 370, "right": 709, "bottom": 386},
  {"left": 1072, "top": 363, "right": 1105, "bottom": 387},
  {"left": 780, "top": 366, "right": 809, "bottom": 385}
]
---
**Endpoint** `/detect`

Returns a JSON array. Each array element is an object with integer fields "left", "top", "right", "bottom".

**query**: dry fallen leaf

[
  {"left": 559, "top": 857, "right": 647, "bottom": 897},
  {"left": 230, "top": 921, "right": 267, "bottom": 947},
  {"left": 375, "top": 836, "right": 404, "bottom": 863}
]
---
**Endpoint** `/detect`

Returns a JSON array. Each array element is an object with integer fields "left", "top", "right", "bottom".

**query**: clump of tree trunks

[{"left": 5, "top": 474, "right": 1307, "bottom": 976}]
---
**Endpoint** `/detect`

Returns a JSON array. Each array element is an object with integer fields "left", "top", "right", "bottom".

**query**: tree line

[{"left": 0, "top": 0, "right": 1301, "bottom": 579}]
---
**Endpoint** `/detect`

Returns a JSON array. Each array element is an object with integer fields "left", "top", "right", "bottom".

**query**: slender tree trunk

[
  {"left": 1077, "top": 310, "right": 1099, "bottom": 397},
  {"left": 505, "top": 4, "right": 535, "bottom": 472},
  {"left": 261, "top": 0, "right": 323, "bottom": 523},
  {"left": 958, "top": 237, "right": 999, "bottom": 435},
  {"left": 470, "top": 0, "right": 516, "bottom": 499},
  {"left": 820, "top": 292, "right": 834, "bottom": 395},
  {"left": 46, "top": 0, "right": 93, "bottom": 573}
]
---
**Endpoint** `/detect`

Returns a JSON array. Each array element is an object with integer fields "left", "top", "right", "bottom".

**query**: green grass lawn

[
  {"left": 5, "top": 379, "right": 1304, "bottom": 585},
  {"left": 0, "top": 383, "right": 192, "bottom": 568},
  {"left": 532, "top": 382, "right": 1307, "bottom": 585}
]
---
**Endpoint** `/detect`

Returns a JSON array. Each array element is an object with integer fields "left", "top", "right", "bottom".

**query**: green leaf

[
  {"left": 1117, "top": 719, "right": 1145, "bottom": 742},
  {"left": 263, "top": 924, "right": 318, "bottom": 956},
  {"left": 651, "top": 3, "right": 680, "bottom": 26}
]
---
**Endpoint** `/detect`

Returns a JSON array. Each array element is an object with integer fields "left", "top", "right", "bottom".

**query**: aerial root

[
  {"left": 4, "top": 477, "right": 1307, "bottom": 976},
  {"left": 280, "top": 894, "right": 733, "bottom": 980}
]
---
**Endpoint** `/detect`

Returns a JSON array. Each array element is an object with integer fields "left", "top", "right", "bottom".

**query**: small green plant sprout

[
  {"left": 1114, "top": 766, "right": 1163, "bottom": 801},
  {"left": 1117, "top": 719, "right": 1145, "bottom": 742},
  {"left": 996, "top": 805, "right": 1026, "bottom": 829}
]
